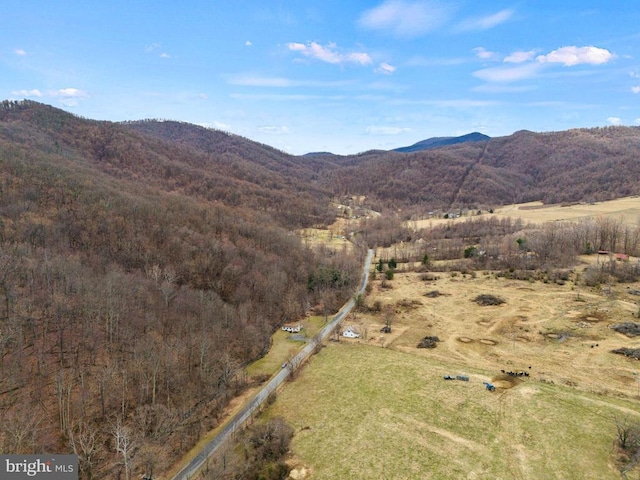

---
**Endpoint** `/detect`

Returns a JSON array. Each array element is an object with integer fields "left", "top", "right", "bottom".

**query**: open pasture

[
  {"left": 269, "top": 268, "right": 640, "bottom": 479},
  {"left": 494, "top": 197, "right": 640, "bottom": 227},
  {"left": 412, "top": 196, "right": 640, "bottom": 229},
  {"left": 298, "top": 224, "right": 353, "bottom": 252}
]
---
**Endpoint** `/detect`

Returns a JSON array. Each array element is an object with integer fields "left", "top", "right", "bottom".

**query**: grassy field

[
  {"left": 269, "top": 343, "right": 636, "bottom": 479},
  {"left": 298, "top": 226, "right": 353, "bottom": 252},
  {"left": 412, "top": 196, "right": 640, "bottom": 229},
  {"left": 266, "top": 267, "right": 640, "bottom": 479},
  {"left": 246, "top": 315, "right": 328, "bottom": 379},
  {"left": 493, "top": 197, "right": 640, "bottom": 227}
]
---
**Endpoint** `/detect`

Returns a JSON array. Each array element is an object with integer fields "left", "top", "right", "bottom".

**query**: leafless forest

[{"left": 2, "top": 100, "right": 640, "bottom": 478}]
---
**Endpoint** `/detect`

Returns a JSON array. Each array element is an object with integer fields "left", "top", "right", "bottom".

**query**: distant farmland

[{"left": 412, "top": 196, "right": 640, "bottom": 229}]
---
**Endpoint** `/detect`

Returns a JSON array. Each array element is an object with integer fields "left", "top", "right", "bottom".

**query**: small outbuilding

[{"left": 343, "top": 326, "right": 361, "bottom": 338}]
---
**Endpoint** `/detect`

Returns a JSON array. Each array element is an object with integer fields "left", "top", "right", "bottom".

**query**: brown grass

[
  {"left": 360, "top": 270, "right": 640, "bottom": 396},
  {"left": 413, "top": 196, "right": 640, "bottom": 229},
  {"left": 267, "top": 267, "right": 640, "bottom": 479}
]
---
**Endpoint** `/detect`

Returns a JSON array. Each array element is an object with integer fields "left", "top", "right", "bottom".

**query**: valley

[{"left": 1, "top": 101, "right": 640, "bottom": 479}]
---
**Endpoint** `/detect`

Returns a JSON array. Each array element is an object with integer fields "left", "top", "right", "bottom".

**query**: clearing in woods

[{"left": 266, "top": 200, "right": 640, "bottom": 479}]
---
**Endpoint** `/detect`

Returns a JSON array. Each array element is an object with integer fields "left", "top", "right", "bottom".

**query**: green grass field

[
  {"left": 268, "top": 343, "right": 638, "bottom": 479},
  {"left": 246, "top": 316, "right": 328, "bottom": 379}
]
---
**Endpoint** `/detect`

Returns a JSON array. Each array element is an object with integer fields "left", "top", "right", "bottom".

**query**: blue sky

[{"left": 2, "top": 1, "right": 640, "bottom": 155}]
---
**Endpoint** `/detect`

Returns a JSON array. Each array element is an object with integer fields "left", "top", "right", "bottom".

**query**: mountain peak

[{"left": 393, "top": 132, "right": 490, "bottom": 153}]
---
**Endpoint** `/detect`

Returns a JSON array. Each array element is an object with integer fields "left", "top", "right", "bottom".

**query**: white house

[
  {"left": 282, "top": 324, "right": 302, "bottom": 333},
  {"left": 342, "top": 326, "right": 360, "bottom": 338}
]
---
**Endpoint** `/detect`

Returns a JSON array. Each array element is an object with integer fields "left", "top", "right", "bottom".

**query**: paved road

[{"left": 171, "top": 248, "right": 374, "bottom": 479}]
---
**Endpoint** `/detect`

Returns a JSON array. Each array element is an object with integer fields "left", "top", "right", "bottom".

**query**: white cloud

[
  {"left": 631, "top": 71, "right": 640, "bottom": 79},
  {"left": 199, "top": 93, "right": 208, "bottom": 100},
  {"left": 391, "top": 98, "right": 500, "bottom": 108},
  {"left": 348, "top": 52, "right": 374, "bottom": 65},
  {"left": 405, "top": 55, "right": 468, "bottom": 67},
  {"left": 504, "top": 50, "right": 536, "bottom": 64},
  {"left": 632, "top": 86, "right": 640, "bottom": 94},
  {"left": 14, "top": 49, "right": 26, "bottom": 56},
  {"left": 376, "top": 62, "right": 397, "bottom": 75},
  {"left": 231, "top": 75, "right": 294, "bottom": 87},
  {"left": 287, "top": 42, "right": 372, "bottom": 65},
  {"left": 473, "top": 47, "right": 498, "bottom": 60},
  {"left": 365, "top": 126, "right": 412, "bottom": 135},
  {"left": 607, "top": 116, "right": 622, "bottom": 126},
  {"left": 536, "top": 46, "right": 614, "bottom": 66},
  {"left": 11, "top": 89, "right": 42, "bottom": 97},
  {"left": 160, "top": 52, "right": 171, "bottom": 58},
  {"left": 472, "top": 84, "right": 536, "bottom": 93},
  {"left": 53, "top": 88, "right": 87, "bottom": 98},
  {"left": 473, "top": 62, "right": 541, "bottom": 83},
  {"left": 213, "top": 121, "right": 231, "bottom": 130},
  {"left": 258, "top": 125, "right": 290, "bottom": 134},
  {"left": 51, "top": 88, "right": 87, "bottom": 107},
  {"left": 245, "top": 40, "right": 253, "bottom": 47},
  {"left": 358, "top": 0, "right": 452, "bottom": 38},
  {"left": 145, "top": 43, "right": 161, "bottom": 53},
  {"left": 199, "top": 121, "right": 232, "bottom": 130},
  {"left": 231, "top": 93, "right": 322, "bottom": 101},
  {"left": 11, "top": 87, "right": 87, "bottom": 105},
  {"left": 456, "top": 9, "right": 514, "bottom": 32},
  {"left": 426, "top": 99, "right": 499, "bottom": 107},
  {"left": 228, "top": 74, "right": 354, "bottom": 88}
]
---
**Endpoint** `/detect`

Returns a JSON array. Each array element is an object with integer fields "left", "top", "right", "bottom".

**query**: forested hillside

[
  {"left": 0, "top": 101, "right": 334, "bottom": 228},
  {"left": 321, "top": 126, "right": 640, "bottom": 214},
  {"left": 0, "top": 100, "right": 361, "bottom": 478}
]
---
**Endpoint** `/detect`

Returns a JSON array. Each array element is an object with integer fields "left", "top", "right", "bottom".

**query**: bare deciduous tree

[
  {"left": 68, "top": 421, "right": 101, "bottom": 480},
  {"left": 2, "top": 406, "right": 42, "bottom": 454},
  {"left": 112, "top": 418, "right": 136, "bottom": 480}
]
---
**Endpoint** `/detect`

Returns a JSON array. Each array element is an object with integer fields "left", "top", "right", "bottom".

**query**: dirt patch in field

[
  {"left": 288, "top": 464, "right": 312, "bottom": 479},
  {"left": 358, "top": 266, "right": 640, "bottom": 399},
  {"left": 579, "top": 311, "right": 608, "bottom": 323},
  {"left": 492, "top": 375, "right": 522, "bottom": 389}
]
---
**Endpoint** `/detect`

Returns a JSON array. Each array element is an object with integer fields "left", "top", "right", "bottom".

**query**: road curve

[{"left": 170, "top": 248, "right": 374, "bottom": 479}]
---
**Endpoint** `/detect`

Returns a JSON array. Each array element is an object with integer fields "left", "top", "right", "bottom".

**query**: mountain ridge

[
  {"left": 392, "top": 132, "right": 490, "bottom": 153},
  {"left": 3, "top": 100, "right": 640, "bottom": 215}
]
